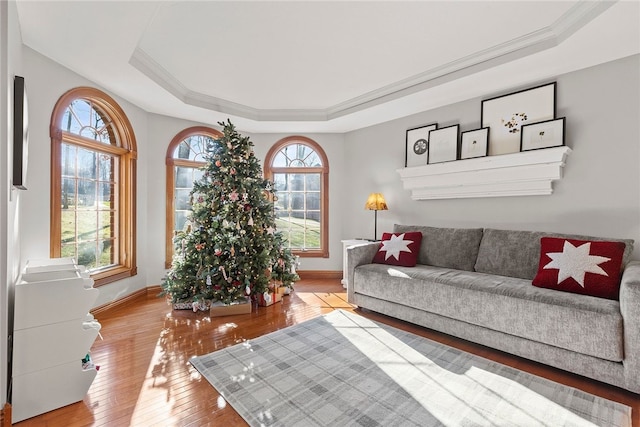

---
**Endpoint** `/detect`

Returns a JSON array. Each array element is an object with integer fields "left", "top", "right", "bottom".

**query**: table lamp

[{"left": 364, "top": 193, "right": 388, "bottom": 241}]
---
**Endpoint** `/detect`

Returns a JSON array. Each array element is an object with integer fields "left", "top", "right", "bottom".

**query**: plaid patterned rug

[{"left": 191, "top": 309, "right": 631, "bottom": 426}]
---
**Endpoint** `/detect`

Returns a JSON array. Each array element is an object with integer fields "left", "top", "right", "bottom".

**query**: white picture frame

[{"left": 427, "top": 125, "right": 459, "bottom": 164}]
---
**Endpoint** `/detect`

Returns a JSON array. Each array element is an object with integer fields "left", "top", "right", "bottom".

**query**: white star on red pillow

[
  {"left": 543, "top": 241, "right": 610, "bottom": 287},
  {"left": 379, "top": 233, "right": 414, "bottom": 261}
]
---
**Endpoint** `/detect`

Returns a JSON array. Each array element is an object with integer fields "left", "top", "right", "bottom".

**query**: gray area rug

[{"left": 191, "top": 309, "right": 631, "bottom": 426}]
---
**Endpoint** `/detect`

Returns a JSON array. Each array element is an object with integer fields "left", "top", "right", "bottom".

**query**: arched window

[
  {"left": 265, "top": 136, "right": 329, "bottom": 258},
  {"left": 165, "top": 127, "right": 222, "bottom": 267},
  {"left": 50, "top": 87, "right": 137, "bottom": 286}
]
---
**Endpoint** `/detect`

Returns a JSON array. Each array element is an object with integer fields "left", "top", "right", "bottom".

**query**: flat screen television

[{"left": 13, "top": 75, "right": 29, "bottom": 190}]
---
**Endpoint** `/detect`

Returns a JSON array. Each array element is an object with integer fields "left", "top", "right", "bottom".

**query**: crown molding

[{"left": 129, "top": 1, "right": 613, "bottom": 123}]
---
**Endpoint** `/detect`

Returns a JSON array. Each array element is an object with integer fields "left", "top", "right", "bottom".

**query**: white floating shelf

[{"left": 397, "top": 146, "right": 571, "bottom": 200}]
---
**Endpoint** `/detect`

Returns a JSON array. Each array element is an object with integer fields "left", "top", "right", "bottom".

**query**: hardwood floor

[{"left": 13, "top": 279, "right": 639, "bottom": 426}]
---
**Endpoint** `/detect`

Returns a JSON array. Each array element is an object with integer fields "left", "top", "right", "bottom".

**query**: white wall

[
  {"left": 19, "top": 47, "right": 150, "bottom": 307},
  {"left": 344, "top": 54, "right": 640, "bottom": 259},
  {"left": 1, "top": 0, "right": 24, "bottom": 408}
]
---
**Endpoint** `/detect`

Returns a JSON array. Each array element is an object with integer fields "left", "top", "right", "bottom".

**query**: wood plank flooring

[{"left": 13, "top": 279, "right": 639, "bottom": 426}]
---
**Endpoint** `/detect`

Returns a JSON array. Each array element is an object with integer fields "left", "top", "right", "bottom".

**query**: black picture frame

[
  {"left": 460, "top": 127, "right": 489, "bottom": 159},
  {"left": 481, "top": 82, "right": 556, "bottom": 156},
  {"left": 13, "top": 75, "right": 29, "bottom": 190},
  {"left": 405, "top": 123, "right": 437, "bottom": 167},
  {"left": 427, "top": 124, "right": 459, "bottom": 164},
  {"left": 520, "top": 117, "right": 566, "bottom": 151}
]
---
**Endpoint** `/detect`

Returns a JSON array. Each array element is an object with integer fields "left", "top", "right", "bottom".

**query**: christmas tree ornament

[
  {"left": 263, "top": 291, "right": 272, "bottom": 305},
  {"left": 219, "top": 266, "right": 229, "bottom": 281},
  {"left": 206, "top": 275, "right": 212, "bottom": 286}
]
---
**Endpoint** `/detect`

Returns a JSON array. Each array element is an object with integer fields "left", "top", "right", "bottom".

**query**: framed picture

[
  {"left": 405, "top": 123, "right": 437, "bottom": 167},
  {"left": 13, "top": 75, "right": 29, "bottom": 190},
  {"left": 427, "top": 124, "right": 459, "bottom": 164},
  {"left": 481, "top": 82, "right": 556, "bottom": 156},
  {"left": 460, "top": 127, "right": 489, "bottom": 159},
  {"left": 520, "top": 117, "right": 565, "bottom": 151}
]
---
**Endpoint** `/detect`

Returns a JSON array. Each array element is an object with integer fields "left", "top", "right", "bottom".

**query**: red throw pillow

[
  {"left": 532, "top": 237, "right": 625, "bottom": 300},
  {"left": 372, "top": 232, "right": 422, "bottom": 267}
]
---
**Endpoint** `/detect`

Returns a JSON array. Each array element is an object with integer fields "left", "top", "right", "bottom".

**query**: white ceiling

[{"left": 15, "top": 1, "right": 640, "bottom": 133}]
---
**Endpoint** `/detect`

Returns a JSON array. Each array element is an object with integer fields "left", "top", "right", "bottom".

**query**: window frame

[
  {"left": 50, "top": 87, "right": 137, "bottom": 286},
  {"left": 264, "top": 136, "right": 329, "bottom": 258},
  {"left": 165, "top": 126, "right": 223, "bottom": 268}
]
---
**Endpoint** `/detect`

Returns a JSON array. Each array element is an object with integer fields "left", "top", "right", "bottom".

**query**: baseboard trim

[
  {"left": 1, "top": 403, "right": 11, "bottom": 427},
  {"left": 91, "top": 287, "right": 149, "bottom": 317},
  {"left": 297, "top": 270, "right": 342, "bottom": 280},
  {"left": 147, "top": 285, "right": 162, "bottom": 296},
  {"left": 89, "top": 273, "right": 340, "bottom": 317}
]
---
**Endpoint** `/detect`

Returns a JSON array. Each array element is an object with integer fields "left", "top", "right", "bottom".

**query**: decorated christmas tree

[{"left": 161, "top": 120, "right": 299, "bottom": 309}]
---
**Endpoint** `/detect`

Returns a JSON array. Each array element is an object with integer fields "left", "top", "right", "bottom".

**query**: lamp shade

[{"left": 365, "top": 193, "right": 388, "bottom": 211}]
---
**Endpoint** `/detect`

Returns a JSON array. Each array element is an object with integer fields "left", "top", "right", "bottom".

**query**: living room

[{"left": 1, "top": 1, "right": 639, "bottom": 426}]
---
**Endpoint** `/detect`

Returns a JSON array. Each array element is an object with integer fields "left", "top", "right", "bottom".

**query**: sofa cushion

[
  {"left": 353, "top": 263, "right": 624, "bottom": 362},
  {"left": 532, "top": 237, "right": 625, "bottom": 300},
  {"left": 372, "top": 232, "right": 422, "bottom": 267},
  {"left": 474, "top": 228, "right": 634, "bottom": 280},
  {"left": 393, "top": 224, "right": 483, "bottom": 271}
]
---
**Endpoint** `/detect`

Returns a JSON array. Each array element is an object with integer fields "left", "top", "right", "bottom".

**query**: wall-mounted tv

[{"left": 13, "top": 75, "right": 29, "bottom": 190}]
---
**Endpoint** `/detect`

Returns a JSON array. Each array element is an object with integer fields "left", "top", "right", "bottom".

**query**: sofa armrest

[
  {"left": 346, "top": 242, "right": 379, "bottom": 303},
  {"left": 619, "top": 260, "right": 640, "bottom": 392}
]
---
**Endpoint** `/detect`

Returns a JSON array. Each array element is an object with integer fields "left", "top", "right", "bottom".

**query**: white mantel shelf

[{"left": 397, "top": 146, "right": 572, "bottom": 200}]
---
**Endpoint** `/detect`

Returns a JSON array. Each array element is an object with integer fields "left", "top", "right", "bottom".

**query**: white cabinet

[
  {"left": 341, "top": 239, "right": 371, "bottom": 289},
  {"left": 12, "top": 258, "right": 100, "bottom": 423}
]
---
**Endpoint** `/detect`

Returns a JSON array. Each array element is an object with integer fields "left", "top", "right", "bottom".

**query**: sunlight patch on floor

[
  {"left": 327, "top": 312, "right": 605, "bottom": 427},
  {"left": 295, "top": 291, "right": 352, "bottom": 309},
  {"left": 129, "top": 333, "right": 179, "bottom": 425}
]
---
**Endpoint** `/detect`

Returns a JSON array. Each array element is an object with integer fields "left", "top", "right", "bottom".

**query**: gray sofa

[{"left": 346, "top": 225, "right": 640, "bottom": 393}]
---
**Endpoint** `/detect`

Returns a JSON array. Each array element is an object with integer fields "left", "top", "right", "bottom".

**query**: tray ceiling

[{"left": 15, "top": 1, "right": 640, "bottom": 133}]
